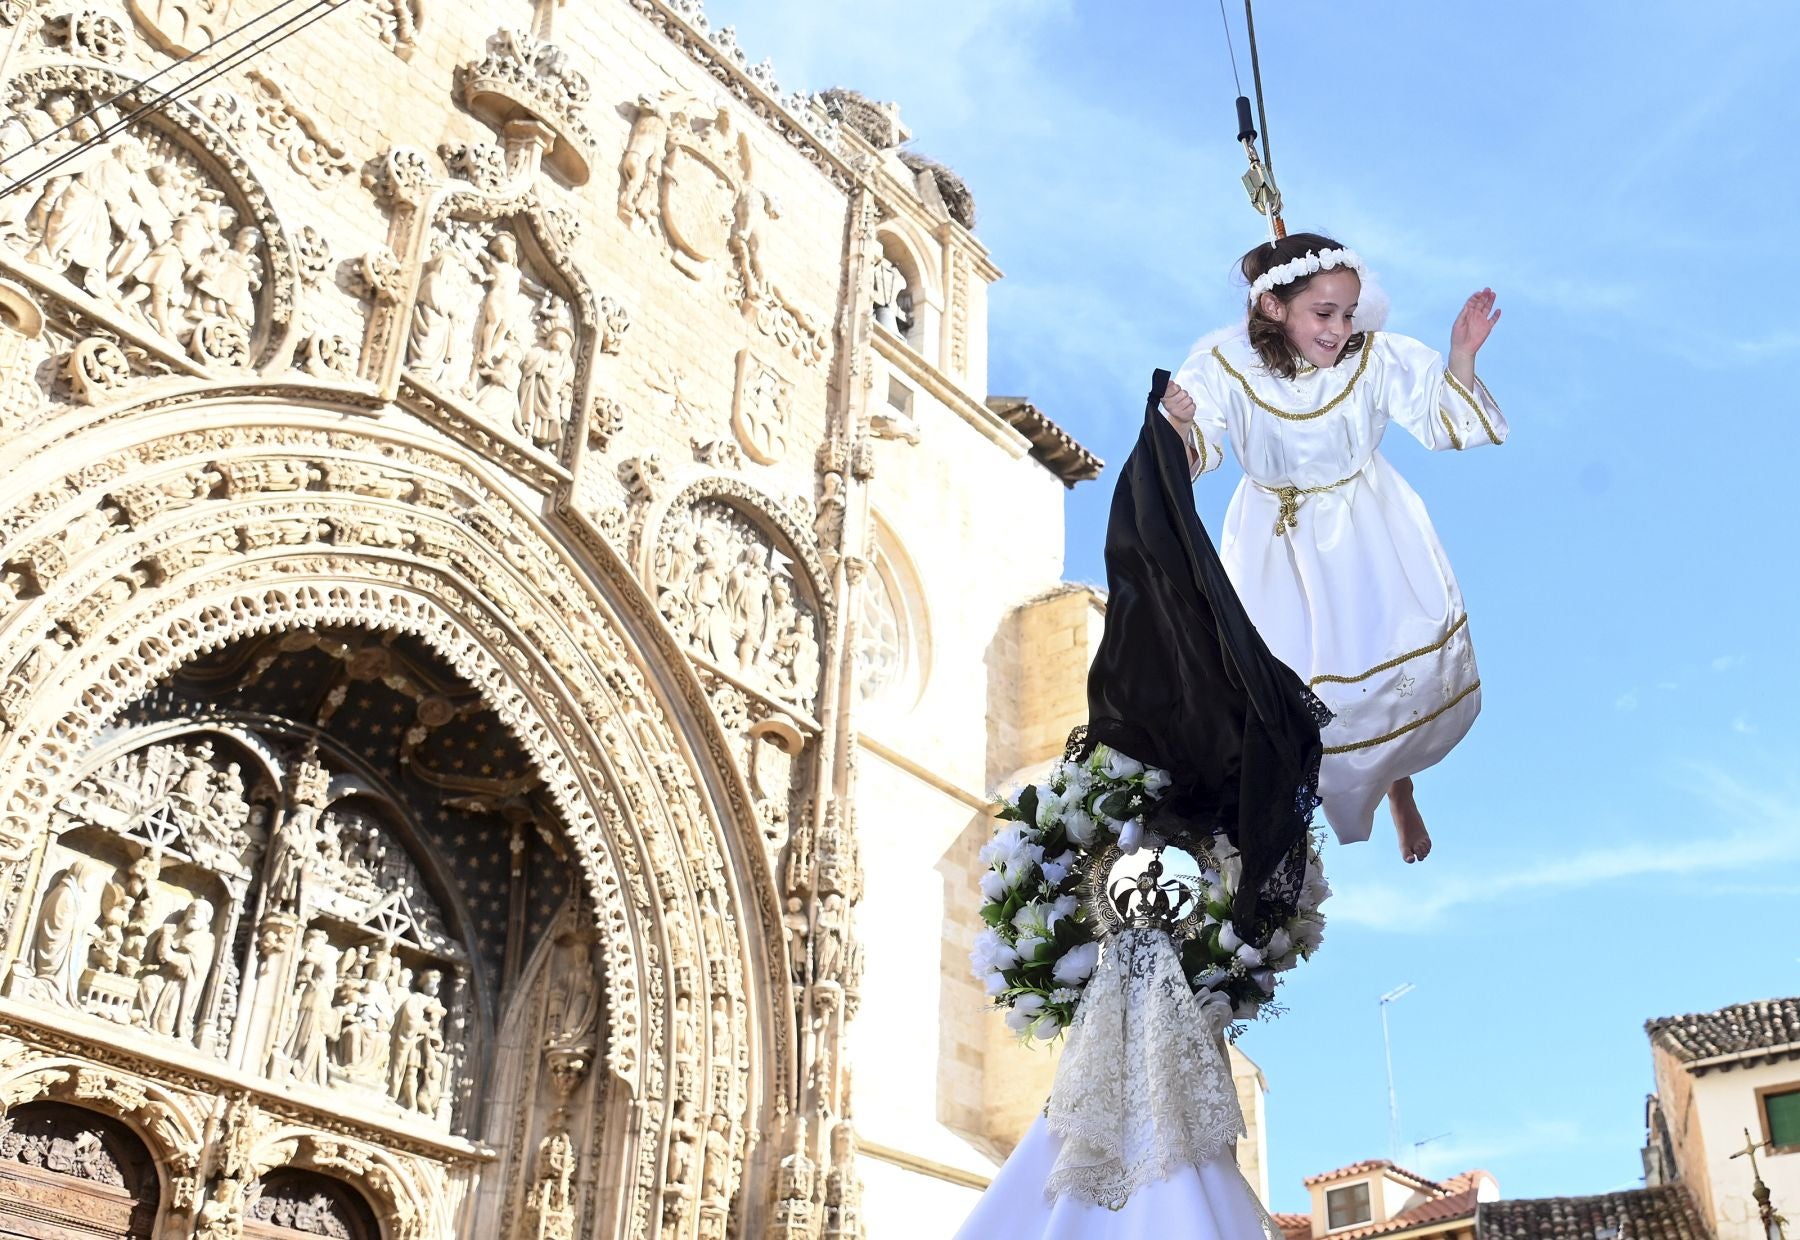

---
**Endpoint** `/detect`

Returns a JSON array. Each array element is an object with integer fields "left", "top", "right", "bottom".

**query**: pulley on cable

[{"left": 1216, "top": 0, "right": 1285, "bottom": 239}]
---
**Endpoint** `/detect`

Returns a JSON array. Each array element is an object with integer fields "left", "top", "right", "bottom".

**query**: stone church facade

[{"left": 0, "top": 0, "right": 1103, "bottom": 1236}]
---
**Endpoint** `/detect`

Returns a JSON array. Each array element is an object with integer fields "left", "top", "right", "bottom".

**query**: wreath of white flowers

[
  {"left": 970, "top": 744, "right": 1331, "bottom": 1042},
  {"left": 1247, "top": 246, "right": 1367, "bottom": 305}
]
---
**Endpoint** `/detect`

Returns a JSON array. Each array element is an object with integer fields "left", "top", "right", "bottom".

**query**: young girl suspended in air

[{"left": 1161, "top": 231, "right": 1504, "bottom": 863}]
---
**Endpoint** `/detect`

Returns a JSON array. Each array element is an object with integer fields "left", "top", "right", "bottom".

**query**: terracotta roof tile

[
  {"left": 1303, "top": 1158, "right": 1443, "bottom": 1192},
  {"left": 1333, "top": 1187, "right": 1480, "bottom": 1239},
  {"left": 1646, "top": 997, "right": 1800, "bottom": 1072},
  {"left": 1273, "top": 1212, "right": 1313, "bottom": 1240},
  {"left": 1476, "top": 1186, "right": 1712, "bottom": 1240}
]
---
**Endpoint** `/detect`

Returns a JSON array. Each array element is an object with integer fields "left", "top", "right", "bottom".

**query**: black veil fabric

[{"left": 1077, "top": 369, "right": 1328, "bottom": 926}]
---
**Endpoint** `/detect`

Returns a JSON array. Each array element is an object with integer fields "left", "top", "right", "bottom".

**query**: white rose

[
  {"left": 1003, "top": 993, "right": 1046, "bottom": 1033},
  {"left": 1063, "top": 805, "right": 1098, "bottom": 847},
  {"left": 1015, "top": 934, "right": 1047, "bottom": 961},
  {"left": 1263, "top": 928, "right": 1292, "bottom": 961},
  {"left": 1235, "top": 942, "right": 1265, "bottom": 968},
  {"left": 1193, "top": 965, "right": 1230, "bottom": 991},
  {"left": 1251, "top": 967, "right": 1276, "bottom": 995},
  {"left": 1102, "top": 748, "right": 1145, "bottom": 780},
  {"left": 1047, "top": 893, "right": 1079, "bottom": 929},
  {"left": 1118, "top": 818, "right": 1144, "bottom": 855},
  {"left": 1236, "top": 999, "right": 1262, "bottom": 1022},
  {"left": 983, "top": 970, "right": 1009, "bottom": 997},
  {"left": 1292, "top": 915, "right": 1325, "bottom": 954},
  {"left": 969, "top": 928, "right": 1019, "bottom": 975},
  {"left": 1033, "top": 783, "right": 1063, "bottom": 829},
  {"left": 1052, "top": 941, "right": 1100, "bottom": 986},
  {"left": 978, "top": 870, "right": 1007, "bottom": 903},
  {"left": 1142, "top": 767, "right": 1172, "bottom": 795},
  {"left": 1032, "top": 1012, "right": 1063, "bottom": 1041},
  {"left": 1040, "top": 850, "right": 1076, "bottom": 887},
  {"left": 1218, "top": 922, "right": 1245, "bottom": 954}
]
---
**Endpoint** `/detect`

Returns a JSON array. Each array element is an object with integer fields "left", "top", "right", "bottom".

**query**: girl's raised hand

[
  {"left": 1450, "top": 288, "right": 1501, "bottom": 358},
  {"left": 1161, "top": 382, "right": 1196, "bottom": 424}
]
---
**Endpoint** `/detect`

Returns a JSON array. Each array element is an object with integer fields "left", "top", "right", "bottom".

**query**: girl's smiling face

[{"left": 1260, "top": 269, "right": 1362, "bottom": 369}]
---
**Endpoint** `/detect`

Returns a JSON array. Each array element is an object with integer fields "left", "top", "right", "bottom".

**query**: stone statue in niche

[
  {"left": 132, "top": 897, "right": 216, "bottom": 1040},
  {"left": 513, "top": 299, "right": 576, "bottom": 448},
  {"left": 407, "top": 231, "right": 485, "bottom": 389},
  {"left": 5, "top": 857, "right": 110, "bottom": 1005},
  {"left": 274, "top": 927, "right": 336, "bottom": 1086},
  {"left": 388, "top": 966, "right": 445, "bottom": 1114},
  {"left": 406, "top": 223, "right": 580, "bottom": 450},
  {"left": 331, "top": 942, "right": 399, "bottom": 1084},
  {"left": 811, "top": 892, "right": 845, "bottom": 988},
  {"left": 654, "top": 502, "right": 822, "bottom": 710}
]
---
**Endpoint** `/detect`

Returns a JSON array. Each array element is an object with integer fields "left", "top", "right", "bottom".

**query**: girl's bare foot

[{"left": 1388, "top": 777, "right": 1431, "bottom": 863}]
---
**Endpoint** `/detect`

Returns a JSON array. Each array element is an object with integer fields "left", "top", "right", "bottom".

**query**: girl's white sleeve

[
  {"left": 1377, "top": 332, "right": 1508, "bottom": 452},
  {"left": 1170, "top": 344, "right": 1230, "bottom": 482}
]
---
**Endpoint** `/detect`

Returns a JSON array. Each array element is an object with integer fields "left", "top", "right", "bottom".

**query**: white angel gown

[
  {"left": 1173, "top": 330, "right": 1507, "bottom": 844},
  {"left": 953, "top": 929, "right": 1280, "bottom": 1240}
]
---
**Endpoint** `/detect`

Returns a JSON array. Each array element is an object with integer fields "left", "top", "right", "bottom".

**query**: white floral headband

[{"left": 1247, "top": 247, "right": 1367, "bottom": 304}]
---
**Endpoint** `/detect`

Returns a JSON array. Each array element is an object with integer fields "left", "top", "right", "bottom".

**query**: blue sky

[{"left": 702, "top": 0, "right": 1800, "bottom": 1210}]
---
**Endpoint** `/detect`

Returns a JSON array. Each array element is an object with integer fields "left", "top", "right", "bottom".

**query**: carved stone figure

[
  {"left": 277, "top": 928, "right": 337, "bottom": 1086},
  {"left": 812, "top": 893, "right": 845, "bottom": 988},
  {"left": 388, "top": 966, "right": 446, "bottom": 1113},
  {"left": 407, "top": 233, "right": 485, "bottom": 388},
  {"left": 515, "top": 301, "right": 575, "bottom": 446},
  {"left": 132, "top": 897, "right": 217, "bottom": 1040},
  {"left": 191, "top": 226, "right": 262, "bottom": 331},
  {"left": 619, "top": 94, "right": 668, "bottom": 228},
  {"left": 473, "top": 231, "right": 523, "bottom": 373},
  {"left": 7, "top": 857, "right": 109, "bottom": 1005},
  {"left": 528, "top": 1128, "right": 576, "bottom": 1240}
]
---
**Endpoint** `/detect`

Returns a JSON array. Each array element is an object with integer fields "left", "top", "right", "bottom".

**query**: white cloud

[
  {"left": 1712, "top": 654, "right": 1746, "bottom": 671},
  {"left": 1613, "top": 691, "right": 1639, "bottom": 713},
  {"left": 1331, "top": 765, "right": 1800, "bottom": 932},
  {"left": 1731, "top": 716, "right": 1757, "bottom": 736}
]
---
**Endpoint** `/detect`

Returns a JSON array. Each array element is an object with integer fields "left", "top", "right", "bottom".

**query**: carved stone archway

[{"left": 0, "top": 390, "right": 802, "bottom": 1237}]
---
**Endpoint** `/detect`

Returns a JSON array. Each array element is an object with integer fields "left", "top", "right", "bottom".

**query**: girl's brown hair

[{"left": 1240, "top": 231, "right": 1366, "bottom": 379}]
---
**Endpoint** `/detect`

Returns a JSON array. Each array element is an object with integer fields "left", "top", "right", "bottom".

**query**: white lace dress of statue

[
  {"left": 1173, "top": 329, "right": 1507, "bottom": 845},
  {"left": 953, "top": 927, "right": 1281, "bottom": 1240}
]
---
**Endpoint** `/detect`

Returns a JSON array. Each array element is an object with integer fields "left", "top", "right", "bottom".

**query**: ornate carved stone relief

[
  {"left": 652, "top": 496, "right": 823, "bottom": 717},
  {"left": 4, "top": 738, "right": 264, "bottom": 1052},
  {"left": 458, "top": 27, "right": 595, "bottom": 185},
  {"left": 0, "top": 64, "right": 299, "bottom": 372},
  {"left": 358, "top": 0, "right": 422, "bottom": 59},
  {"left": 619, "top": 91, "right": 827, "bottom": 368},
  {"left": 0, "top": 412, "right": 809, "bottom": 1236},
  {"left": 404, "top": 223, "right": 579, "bottom": 454},
  {"left": 240, "top": 71, "right": 357, "bottom": 188},
  {"left": 127, "top": 0, "right": 227, "bottom": 56},
  {"left": 731, "top": 348, "right": 790, "bottom": 466}
]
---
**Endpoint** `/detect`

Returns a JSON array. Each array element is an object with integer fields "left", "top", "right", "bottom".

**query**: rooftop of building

[
  {"left": 1646, "top": 995, "right": 1800, "bottom": 1073},
  {"left": 1476, "top": 1185, "right": 1712, "bottom": 1240},
  {"left": 986, "top": 396, "right": 1103, "bottom": 488}
]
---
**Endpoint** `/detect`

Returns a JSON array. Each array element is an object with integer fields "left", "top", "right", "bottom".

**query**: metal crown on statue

[{"left": 1081, "top": 844, "right": 1206, "bottom": 939}]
